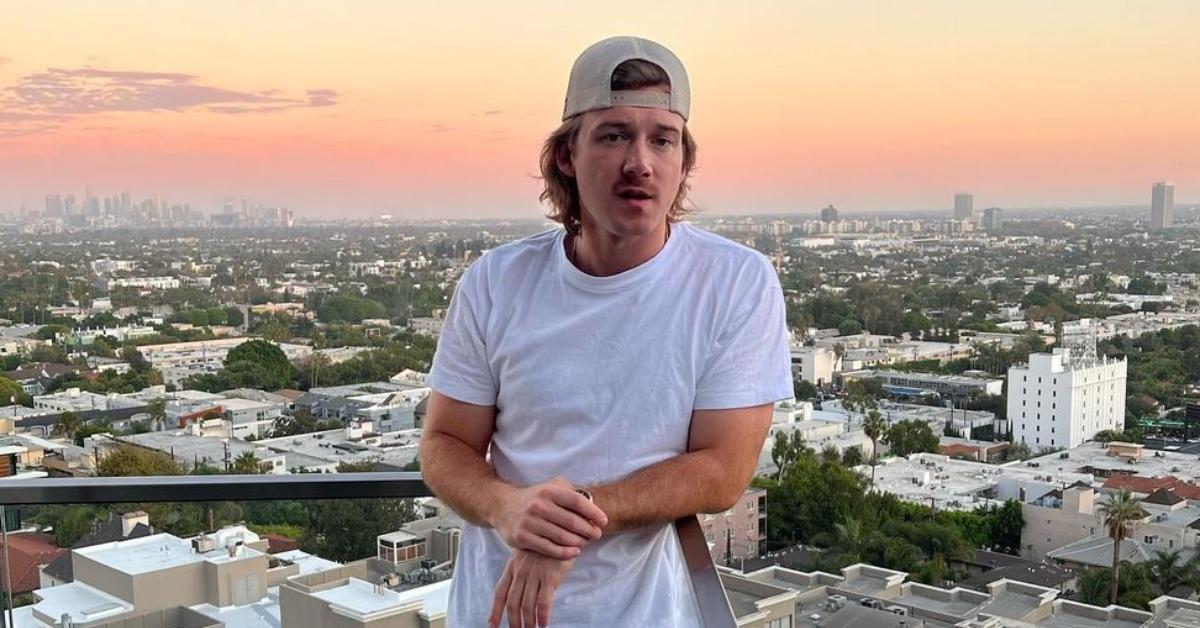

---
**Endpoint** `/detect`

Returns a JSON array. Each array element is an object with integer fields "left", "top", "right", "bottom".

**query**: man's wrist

[{"left": 482, "top": 481, "right": 518, "bottom": 529}]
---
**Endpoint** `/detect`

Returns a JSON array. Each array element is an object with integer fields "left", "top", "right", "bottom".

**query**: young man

[{"left": 420, "top": 36, "right": 792, "bottom": 627}]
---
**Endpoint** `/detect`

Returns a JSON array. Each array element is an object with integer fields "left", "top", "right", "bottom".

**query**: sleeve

[
  {"left": 426, "top": 261, "right": 499, "bottom": 406},
  {"left": 693, "top": 257, "right": 793, "bottom": 410}
]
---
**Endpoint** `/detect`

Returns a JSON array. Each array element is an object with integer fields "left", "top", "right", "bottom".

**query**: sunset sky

[{"left": 2, "top": 1, "right": 1197, "bottom": 219}]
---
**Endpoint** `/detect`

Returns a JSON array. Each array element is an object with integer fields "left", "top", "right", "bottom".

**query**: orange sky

[{"left": 1, "top": 0, "right": 1197, "bottom": 218}]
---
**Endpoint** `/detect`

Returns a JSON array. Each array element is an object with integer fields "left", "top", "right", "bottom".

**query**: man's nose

[{"left": 622, "top": 142, "right": 652, "bottom": 178}]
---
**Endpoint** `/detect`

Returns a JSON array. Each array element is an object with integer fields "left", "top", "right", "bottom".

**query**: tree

[
  {"left": 1007, "top": 441, "right": 1032, "bottom": 462},
  {"left": 206, "top": 308, "right": 228, "bottom": 325},
  {"left": 147, "top": 398, "right": 167, "bottom": 431},
  {"left": 232, "top": 451, "right": 269, "bottom": 474},
  {"left": 842, "top": 379, "right": 883, "bottom": 416},
  {"left": 1149, "top": 549, "right": 1189, "bottom": 596},
  {"left": 224, "top": 306, "right": 246, "bottom": 327},
  {"left": 0, "top": 375, "right": 30, "bottom": 406},
  {"left": 1098, "top": 489, "right": 1144, "bottom": 605},
  {"left": 841, "top": 446, "right": 864, "bottom": 467},
  {"left": 837, "top": 318, "right": 863, "bottom": 336},
  {"left": 883, "top": 420, "right": 939, "bottom": 457},
  {"left": 316, "top": 296, "right": 386, "bottom": 324},
  {"left": 1127, "top": 276, "right": 1165, "bottom": 296},
  {"left": 52, "top": 411, "right": 84, "bottom": 441},
  {"left": 901, "top": 311, "right": 932, "bottom": 336},
  {"left": 97, "top": 445, "right": 184, "bottom": 476},
  {"left": 301, "top": 498, "right": 419, "bottom": 562},
  {"left": 863, "top": 409, "right": 887, "bottom": 487},
  {"left": 34, "top": 324, "right": 71, "bottom": 341},
  {"left": 793, "top": 379, "right": 817, "bottom": 400},
  {"left": 220, "top": 339, "right": 295, "bottom": 391},
  {"left": 46, "top": 506, "right": 101, "bottom": 547},
  {"left": 190, "top": 309, "right": 210, "bottom": 326},
  {"left": 986, "top": 500, "right": 1024, "bottom": 555},
  {"left": 771, "top": 430, "right": 809, "bottom": 480}
]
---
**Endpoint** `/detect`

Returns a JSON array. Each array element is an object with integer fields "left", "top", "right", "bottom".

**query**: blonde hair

[{"left": 539, "top": 59, "right": 698, "bottom": 235}]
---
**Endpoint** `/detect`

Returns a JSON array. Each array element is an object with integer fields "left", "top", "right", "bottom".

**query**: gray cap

[{"left": 562, "top": 36, "right": 690, "bottom": 122}]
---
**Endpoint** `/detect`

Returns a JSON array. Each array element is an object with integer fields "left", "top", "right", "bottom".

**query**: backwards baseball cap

[{"left": 562, "top": 36, "right": 690, "bottom": 122}]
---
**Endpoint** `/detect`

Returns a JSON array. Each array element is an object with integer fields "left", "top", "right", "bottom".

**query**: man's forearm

[
  {"left": 420, "top": 431, "right": 514, "bottom": 528},
  {"left": 588, "top": 449, "right": 746, "bottom": 533}
]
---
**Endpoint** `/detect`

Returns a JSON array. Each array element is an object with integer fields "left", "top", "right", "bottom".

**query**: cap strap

[{"left": 609, "top": 90, "right": 671, "bottom": 109}]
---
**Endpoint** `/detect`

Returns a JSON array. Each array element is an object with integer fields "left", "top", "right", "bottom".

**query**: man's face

[{"left": 558, "top": 91, "right": 686, "bottom": 238}]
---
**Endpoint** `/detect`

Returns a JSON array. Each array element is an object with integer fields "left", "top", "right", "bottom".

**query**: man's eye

[
  {"left": 602, "top": 133, "right": 625, "bottom": 143},
  {"left": 653, "top": 137, "right": 674, "bottom": 147}
]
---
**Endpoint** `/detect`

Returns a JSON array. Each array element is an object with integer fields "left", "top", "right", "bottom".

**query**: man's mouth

[{"left": 617, "top": 189, "right": 654, "bottom": 200}]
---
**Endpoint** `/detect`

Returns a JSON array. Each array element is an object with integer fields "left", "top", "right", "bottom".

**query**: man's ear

[{"left": 555, "top": 142, "right": 576, "bottom": 178}]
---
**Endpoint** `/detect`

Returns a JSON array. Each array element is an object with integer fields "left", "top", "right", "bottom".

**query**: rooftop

[
  {"left": 30, "top": 581, "right": 133, "bottom": 625},
  {"left": 272, "top": 550, "right": 342, "bottom": 575},
  {"left": 192, "top": 597, "right": 281, "bottom": 628},
  {"left": 76, "top": 533, "right": 204, "bottom": 575},
  {"left": 870, "top": 453, "right": 1093, "bottom": 511}
]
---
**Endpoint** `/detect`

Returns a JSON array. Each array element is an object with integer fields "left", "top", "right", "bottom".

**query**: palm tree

[
  {"left": 832, "top": 518, "right": 866, "bottom": 563},
  {"left": 863, "top": 409, "right": 887, "bottom": 487},
  {"left": 1098, "top": 489, "right": 1145, "bottom": 605},
  {"left": 1149, "top": 549, "right": 1189, "bottom": 596}
]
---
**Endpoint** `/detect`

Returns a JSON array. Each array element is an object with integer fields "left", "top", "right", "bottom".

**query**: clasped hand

[{"left": 488, "top": 478, "right": 608, "bottom": 627}]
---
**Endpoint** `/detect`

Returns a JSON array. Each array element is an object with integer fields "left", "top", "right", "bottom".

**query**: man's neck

[{"left": 569, "top": 222, "right": 670, "bottom": 277}]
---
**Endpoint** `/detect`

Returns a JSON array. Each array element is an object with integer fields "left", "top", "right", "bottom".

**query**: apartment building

[
  {"left": 702, "top": 488, "right": 768, "bottom": 565},
  {"left": 23, "top": 526, "right": 279, "bottom": 627},
  {"left": 1007, "top": 348, "right": 1127, "bottom": 450},
  {"left": 731, "top": 561, "right": 1200, "bottom": 628},
  {"left": 96, "top": 276, "right": 181, "bottom": 291},
  {"left": 1024, "top": 482, "right": 1200, "bottom": 565},
  {"left": 790, "top": 346, "right": 837, "bottom": 387}
]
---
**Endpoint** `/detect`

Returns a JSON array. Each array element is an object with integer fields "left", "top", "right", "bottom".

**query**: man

[{"left": 420, "top": 36, "right": 792, "bottom": 627}]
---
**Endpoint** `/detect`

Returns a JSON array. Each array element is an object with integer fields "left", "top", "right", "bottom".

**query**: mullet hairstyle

[{"left": 540, "top": 59, "right": 698, "bottom": 235}]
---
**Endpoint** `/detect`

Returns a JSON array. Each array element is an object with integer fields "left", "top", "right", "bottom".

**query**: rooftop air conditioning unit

[
  {"left": 192, "top": 536, "right": 217, "bottom": 553},
  {"left": 886, "top": 606, "right": 909, "bottom": 616}
]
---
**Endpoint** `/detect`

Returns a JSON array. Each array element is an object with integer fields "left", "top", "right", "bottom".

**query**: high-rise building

[
  {"left": 1151, "top": 181, "right": 1175, "bottom": 229},
  {"left": 1007, "top": 348, "right": 1127, "bottom": 450},
  {"left": 954, "top": 193, "right": 974, "bottom": 220},
  {"left": 820, "top": 204, "right": 838, "bottom": 222},
  {"left": 982, "top": 207, "right": 1004, "bottom": 230}
]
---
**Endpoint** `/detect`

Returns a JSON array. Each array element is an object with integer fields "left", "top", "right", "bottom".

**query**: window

[{"left": 1144, "top": 536, "right": 1155, "bottom": 544}]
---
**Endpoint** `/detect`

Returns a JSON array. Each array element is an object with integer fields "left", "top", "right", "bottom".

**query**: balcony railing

[{"left": 0, "top": 473, "right": 737, "bottom": 627}]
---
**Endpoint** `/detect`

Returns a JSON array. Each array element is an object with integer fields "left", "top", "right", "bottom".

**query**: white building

[
  {"left": 219, "top": 398, "right": 284, "bottom": 439},
  {"left": 1007, "top": 348, "right": 1127, "bottom": 450},
  {"left": 789, "top": 346, "right": 836, "bottom": 387},
  {"left": 97, "top": 276, "right": 181, "bottom": 291}
]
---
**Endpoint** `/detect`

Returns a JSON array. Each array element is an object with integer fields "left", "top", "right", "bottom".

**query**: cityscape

[
  {"left": 4, "top": 1, "right": 1200, "bottom": 627},
  {"left": 0, "top": 186, "right": 1198, "bottom": 627}
]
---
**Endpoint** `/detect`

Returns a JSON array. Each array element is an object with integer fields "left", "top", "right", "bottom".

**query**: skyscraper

[
  {"left": 982, "top": 207, "right": 1003, "bottom": 230},
  {"left": 819, "top": 204, "right": 838, "bottom": 222},
  {"left": 1151, "top": 181, "right": 1174, "bottom": 229},
  {"left": 953, "top": 193, "right": 974, "bottom": 220}
]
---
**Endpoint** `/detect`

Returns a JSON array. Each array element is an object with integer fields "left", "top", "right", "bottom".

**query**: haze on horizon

[{"left": 1, "top": 0, "right": 1197, "bottom": 219}]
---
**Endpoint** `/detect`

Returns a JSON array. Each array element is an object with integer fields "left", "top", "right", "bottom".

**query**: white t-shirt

[{"left": 427, "top": 223, "right": 792, "bottom": 627}]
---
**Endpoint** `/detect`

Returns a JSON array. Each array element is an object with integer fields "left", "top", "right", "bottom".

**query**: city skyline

[{"left": 2, "top": 1, "right": 1198, "bottom": 218}]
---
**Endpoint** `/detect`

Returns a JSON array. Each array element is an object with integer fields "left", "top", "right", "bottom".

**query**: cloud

[
  {"left": 477, "top": 109, "right": 503, "bottom": 116},
  {"left": 0, "top": 56, "right": 10, "bottom": 67},
  {"left": 430, "top": 123, "right": 458, "bottom": 133},
  {"left": 0, "top": 65, "right": 339, "bottom": 136}
]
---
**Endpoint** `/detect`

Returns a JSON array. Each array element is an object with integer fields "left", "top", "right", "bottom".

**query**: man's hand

[
  {"left": 489, "top": 549, "right": 575, "bottom": 628},
  {"left": 491, "top": 477, "right": 608, "bottom": 560}
]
